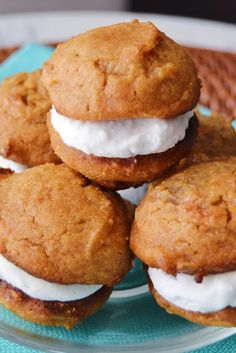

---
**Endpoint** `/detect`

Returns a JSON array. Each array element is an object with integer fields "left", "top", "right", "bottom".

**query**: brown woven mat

[
  {"left": 0, "top": 45, "right": 235, "bottom": 119},
  {"left": 186, "top": 47, "right": 236, "bottom": 119}
]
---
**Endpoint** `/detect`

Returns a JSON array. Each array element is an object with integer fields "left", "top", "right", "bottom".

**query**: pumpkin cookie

[
  {"left": 0, "top": 70, "right": 59, "bottom": 172},
  {"left": 131, "top": 158, "right": 236, "bottom": 326},
  {"left": 42, "top": 20, "right": 200, "bottom": 189},
  {"left": 0, "top": 164, "right": 132, "bottom": 328},
  {"left": 185, "top": 112, "right": 236, "bottom": 164}
]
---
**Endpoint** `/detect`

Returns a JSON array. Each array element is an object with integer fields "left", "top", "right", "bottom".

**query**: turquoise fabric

[
  {"left": 0, "top": 43, "right": 54, "bottom": 81},
  {"left": 232, "top": 119, "right": 236, "bottom": 132},
  {"left": 0, "top": 334, "right": 236, "bottom": 353},
  {"left": 198, "top": 105, "right": 212, "bottom": 117},
  {"left": 0, "top": 44, "right": 235, "bottom": 353}
]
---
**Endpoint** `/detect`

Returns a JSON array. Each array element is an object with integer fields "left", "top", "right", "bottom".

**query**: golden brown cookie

[
  {"left": 42, "top": 20, "right": 201, "bottom": 120},
  {"left": 186, "top": 112, "right": 236, "bottom": 164},
  {"left": 0, "top": 163, "right": 132, "bottom": 285},
  {"left": 131, "top": 158, "right": 236, "bottom": 276},
  {"left": 131, "top": 158, "right": 236, "bottom": 327},
  {"left": 48, "top": 114, "right": 198, "bottom": 189},
  {"left": 0, "top": 280, "right": 112, "bottom": 329},
  {"left": 153, "top": 111, "right": 236, "bottom": 184},
  {"left": 164, "top": 111, "right": 236, "bottom": 176},
  {"left": 0, "top": 70, "right": 60, "bottom": 167},
  {"left": 0, "top": 163, "right": 132, "bottom": 327},
  {"left": 43, "top": 20, "right": 200, "bottom": 188}
]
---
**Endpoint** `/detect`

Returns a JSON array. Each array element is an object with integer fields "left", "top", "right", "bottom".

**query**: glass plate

[{"left": 0, "top": 260, "right": 235, "bottom": 353}]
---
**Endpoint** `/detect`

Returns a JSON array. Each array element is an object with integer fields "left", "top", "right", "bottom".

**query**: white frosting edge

[
  {"left": 50, "top": 107, "right": 193, "bottom": 158},
  {"left": 148, "top": 267, "right": 236, "bottom": 313},
  {"left": 0, "top": 255, "right": 102, "bottom": 302},
  {"left": 118, "top": 184, "right": 148, "bottom": 205},
  {"left": 0, "top": 155, "right": 27, "bottom": 173}
]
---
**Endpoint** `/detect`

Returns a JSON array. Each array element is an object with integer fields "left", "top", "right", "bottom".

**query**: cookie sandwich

[
  {"left": 0, "top": 70, "right": 59, "bottom": 172},
  {"left": 0, "top": 164, "right": 132, "bottom": 328},
  {"left": 130, "top": 158, "right": 236, "bottom": 326},
  {"left": 43, "top": 20, "right": 200, "bottom": 189}
]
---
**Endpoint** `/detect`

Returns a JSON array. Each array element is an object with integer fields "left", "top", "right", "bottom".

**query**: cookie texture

[
  {"left": 0, "top": 164, "right": 132, "bottom": 286},
  {"left": 0, "top": 280, "right": 112, "bottom": 329},
  {"left": 186, "top": 112, "right": 236, "bottom": 164},
  {"left": 149, "top": 278, "right": 236, "bottom": 327},
  {"left": 0, "top": 70, "right": 60, "bottom": 166},
  {"left": 170, "top": 112, "right": 236, "bottom": 174},
  {"left": 48, "top": 114, "right": 198, "bottom": 189},
  {"left": 130, "top": 158, "right": 236, "bottom": 276},
  {"left": 42, "top": 20, "right": 201, "bottom": 121}
]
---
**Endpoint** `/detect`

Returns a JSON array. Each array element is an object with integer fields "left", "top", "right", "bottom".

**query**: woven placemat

[
  {"left": 0, "top": 45, "right": 235, "bottom": 119},
  {"left": 186, "top": 47, "right": 236, "bottom": 119}
]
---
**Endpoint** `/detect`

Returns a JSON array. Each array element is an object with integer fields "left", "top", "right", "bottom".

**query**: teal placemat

[{"left": 0, "top": 43, "right": 54, "bottom": 82}]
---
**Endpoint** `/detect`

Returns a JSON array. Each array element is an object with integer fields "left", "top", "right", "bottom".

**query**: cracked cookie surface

[
  {"left": 130, "top": 158, "right": 236, "bottom": 276},
  {"left": 42, "top": 20, "right": 200, "bottom": 120},
  {"left": 0, "top": 163, "right": 132, "bottom": 286},
  {"left": 182, "top": 112, "right": 236, "bottom": 165},
  {"left": 0, "top": 70, "right": 60, "bottom": 166}
]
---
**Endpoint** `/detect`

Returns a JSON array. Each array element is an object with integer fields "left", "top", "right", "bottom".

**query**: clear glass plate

[{"left": 0, "top": 260, "right": 235, "bottom": 353}]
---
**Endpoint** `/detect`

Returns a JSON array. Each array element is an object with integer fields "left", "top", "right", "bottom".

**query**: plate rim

[
  {"left": 0, "top": 10, "right": 235, "bottom": 51},
  {"left": 0, "top": 305, "right": 235, "bottom": 353}
]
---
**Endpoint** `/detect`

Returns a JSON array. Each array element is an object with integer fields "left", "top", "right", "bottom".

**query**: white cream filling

[
  {"left": 0, "top": 155, "right": 27, "bottom": 173},
  {"left": 0, "top": 255, "right": 102, "bottom": 302},
  {"left": 118, "top": 184, "right": 148, "bottom": 205},
  {"left": 148, "top": 267, "right": 236, "bottom": 313},
  {"left": 51, "top": 107, "right": 193, "bottom": 158}
]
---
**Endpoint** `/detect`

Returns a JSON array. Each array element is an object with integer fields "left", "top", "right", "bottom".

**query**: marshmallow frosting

[
  {"left": 51, "top": 107, "right": 193, "bottom": 158},
  {"left": 0, "top": 255, "right": 102, "bottom": 302},
  {"left": 0, "top": 155, "right": 27, "bottom": 173},
  {"left": 118, "top": 184, "right": 148, "bottom": 205},
  {"left": 148, "top": 267, "right": 236, "bottom": 313}
]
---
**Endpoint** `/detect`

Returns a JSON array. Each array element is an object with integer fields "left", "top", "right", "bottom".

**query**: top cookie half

[{"left": 42, "top": 20, "right": 201, "bottom": 121}]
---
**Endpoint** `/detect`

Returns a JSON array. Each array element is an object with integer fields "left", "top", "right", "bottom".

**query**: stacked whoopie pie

[
  {"left": 0, "top": 164, "right": 132, "bottom": 328},
  {"left": 131, "top": 158, "right": 236, "bottom": 327},
  {"left": 0, "top": 20, "right": 205, "bottom": 329},
  {"left": 42, "top": 20, "right": 200, "bottom": 190}
]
